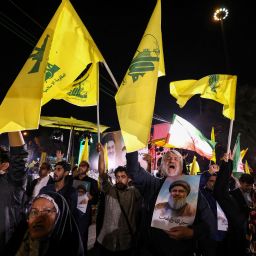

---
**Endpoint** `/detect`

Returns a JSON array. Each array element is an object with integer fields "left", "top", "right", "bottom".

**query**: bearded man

[
  {"left": 95, "top": 143, "right": 141, "bottom": 256},
  {"left": 155, "top": 180, "right": 196, "bottom": 218},
  {"left": 126, "top": 149, "right": 215, "bottom": 256}
]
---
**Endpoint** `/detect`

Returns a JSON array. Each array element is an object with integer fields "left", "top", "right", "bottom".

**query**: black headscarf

[
  {"left": 36, "top": 191, "right": 84, "bottom": 255},
  {"left": 4, "top": 191, "right": 84, "bottom": 256}
]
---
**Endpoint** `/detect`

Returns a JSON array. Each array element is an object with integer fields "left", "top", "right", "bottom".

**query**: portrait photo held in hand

[{"left": 151, "top": 175, "right": 200, "bottom": 230}]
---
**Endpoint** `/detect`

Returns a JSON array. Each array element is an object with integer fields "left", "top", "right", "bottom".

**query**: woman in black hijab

[{"left": 4, "top": 191, "right": 84, "bottom": 256}]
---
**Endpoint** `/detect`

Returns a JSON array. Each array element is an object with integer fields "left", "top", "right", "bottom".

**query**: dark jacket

[
  {"left": 40, "top": 183, "right": 78, "bottom": 215},
  {"left": 126, "top": 151, "right": 215, "bottom": 256},
  {"left": 230, "top": 187, "right": 251, "bottom": 220},
  {"left": 200, "top": 172, "right": 227, "bottom": 242},
  {"left": 213, "top": 160, "right": 248, "bottom": 256},
  {"left": 0, "top": 145, "right": 28, "bottom": 254}
]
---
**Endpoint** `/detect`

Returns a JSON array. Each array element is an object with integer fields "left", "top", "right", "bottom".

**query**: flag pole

[
  {"left": 214, "top": 8, "right": 233, "bottom": 154},
  {"left": 67, "top": 126, "right": 74, "bottom": 162},
  {"left": 226, "top": 119, "right": 234, "bottom": 154},
  {"left": 102, "top": 61, "right": 119, "bottom": 90},
  {"left": 97, "top": 63, "right": 101, "bottom": 143}
]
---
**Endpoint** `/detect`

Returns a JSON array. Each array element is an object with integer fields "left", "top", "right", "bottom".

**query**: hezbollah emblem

[
  {"left": 28, "top": 35, "right": 50, "bottom": 74},
  {"left": 127, "top": 34, "right": 160, "bottom": 83},
  {"left": 208, "top": 74, "right": 220, "bottom": 93},
  {"left": 28, "top": 34, "right": 60, "bottom": 81},
  {"left": 67, "top": 75, "right": 88, "bottom": 99}
]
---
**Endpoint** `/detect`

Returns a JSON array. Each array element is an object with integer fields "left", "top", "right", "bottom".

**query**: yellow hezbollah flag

[
  {"left": 42, "top": 0, "right": 104, "bottom": 105},
  {"left": 170, "top": 74, "right": 237, "bottom": 120},
  {"left": 210, "top": 127, "right": 216, "bottom": 163},
  {"left": 115, "top": 0, "right": 165, "bottom": 153},
  {"left": 0, "top": 0, "right": 104, "bottom": 133},
  {"left": 54, "top": 63, "right": 98, "bottom": 106},
  {"left": 0, "top": 20, "right": 52, "bottom": 133},
  {"left": 189, "top": 156, "right": 200, "bottom": 175}
]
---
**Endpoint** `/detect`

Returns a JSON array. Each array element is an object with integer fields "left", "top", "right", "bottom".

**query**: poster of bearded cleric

[
  {"left": 88, "top": 130, "right": 148, "bottom": 178},
  {"left": 151, "top": 175, "right": 200, "bottom": 230}
]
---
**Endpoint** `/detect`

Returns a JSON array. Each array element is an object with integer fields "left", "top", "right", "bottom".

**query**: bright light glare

[{"left": 213, "top": 8, "right": 229, "bottom": 21}]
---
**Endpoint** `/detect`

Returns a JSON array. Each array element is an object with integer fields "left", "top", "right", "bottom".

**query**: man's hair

[
  {"left": 40, "top": 162, "right": 52, "bottom": 171},
  {"left": 160, "top": 150, "right": 187, "bottom": 174},
  {"left": 114, "top": 166, "right": 128, "bottom": 176},
  {"left": 0, "top": 146, "right": 10, "bottom": 164},
  {"left": 239, "top": 173, "right": 254, "bottom": 184},
  {"left": 55, "top": 161, "right": 71, "bottom": 173},
  {"left": 79, "top": 160, "right": 90, "bottom": 169},
  {"left": 169, "top": 180, "right": 191, "bottom": 195}
]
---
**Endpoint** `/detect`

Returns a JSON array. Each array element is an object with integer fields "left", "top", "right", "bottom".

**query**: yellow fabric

[
  {"left": 0, "top": 0, "right": 104, "bottom": 133},
  {"left": 54, "top": 63, "right": 98, "bottom": 106},
  {"left": 0, "top": 18, "right": 52, "bottom": 133},
  {"left": 79, "top": 137, "right": 89, "bottom": 163},
  {"left": 210, "top": 127, "right": 216, "bottom": 163},
  {"left": 39, "top": 116, "right": 109, "bottom": 133},
  {"left": 240, "top": 148, "right": 248, "bottom": 160},
  {"left": 245, "top": 160, "right": 250, "bottom": 174},
  {"left": 39, "top": 152, "right": 47, "bottom": 167},
  {"left": 189, "top": 156, "right": 200, "bottom": 175},
  {"left": 170, "top": 74, "right": 237, "bottom": 120},
  {"left": 104, "top": 144, "right": 109, "bottom": 171},
  {"left": 42, "top": 0, "right": 104, "bottom": 105},
  {"left": 115, "top": 0, "right": 165, "bottom": 153}
]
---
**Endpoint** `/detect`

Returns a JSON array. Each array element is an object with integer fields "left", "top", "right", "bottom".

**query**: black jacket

[
  {"left": 0, "top": 145, "right": 28, "bottom": 254},
  {"left": 213, "top": 160, "right": 248, "bottom": 256}
]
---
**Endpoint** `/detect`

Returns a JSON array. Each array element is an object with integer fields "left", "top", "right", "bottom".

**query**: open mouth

[
  {"left": 169, "top": 164, "right": 175, "bottom": 169},
  {"left": 32, "top": 223, "right": 45, "bottom": 230}
]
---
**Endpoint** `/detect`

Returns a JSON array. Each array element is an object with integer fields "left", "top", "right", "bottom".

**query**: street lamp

[
  {"left": 213, "top": 7, "right": 233, "bottom": 154},
  {"left": 213, "top": 8, "right": 229, "bottom": 21},
  {"left": 213, "top": 7, "right": 230, "bottom": 72}
]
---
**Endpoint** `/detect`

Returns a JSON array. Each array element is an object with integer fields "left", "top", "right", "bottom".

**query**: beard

[
  {"left": 54, "top": 175, "right": 64, "bottom": 182},
  {"left": 116, "top": 182, "right": 127, "bottom": 191},
  {"left": 168, "top": 196, "right": 187, "bottom": 210}
]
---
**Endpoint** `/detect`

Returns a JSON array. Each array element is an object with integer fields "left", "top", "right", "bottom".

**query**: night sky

[{"left": 0, "top": 0, "right": 255, "bottom": 165}]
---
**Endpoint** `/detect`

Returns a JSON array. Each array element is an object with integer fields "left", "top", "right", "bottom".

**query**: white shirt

[{"left": 32, "top": 175, "right": 50, "bottom": 198}]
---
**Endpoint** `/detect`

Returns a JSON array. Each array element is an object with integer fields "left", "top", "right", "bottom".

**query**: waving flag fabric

[
  {"left": 0, "top": 0, "right": 104, "bottom": 133},
  {"left": 42, "top": 0, "right": 104, "bottom": 105},
  {"left": 166, "top": 114, "right": 215, "bottom": 159},
  {"left": 170, "top": 74, "right": 237, "bottom": 120},
  {"left": 54, "top": 63, "right": 98, "bottom": 106},
  {"left": 115, "top": 0, "right": 165, "bottom": 153}
]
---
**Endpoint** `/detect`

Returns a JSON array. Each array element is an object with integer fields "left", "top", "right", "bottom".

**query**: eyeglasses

[{"left": 29, "top": 208, "right": 56, "bottom": 218}]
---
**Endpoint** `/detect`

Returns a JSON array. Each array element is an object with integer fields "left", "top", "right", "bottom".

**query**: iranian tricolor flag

[
  {"left": 232, "top": 133, "right": 248, "bottom": 172},
  {"left": 166, "top": 114, "right": 215, "bottom": 159}
]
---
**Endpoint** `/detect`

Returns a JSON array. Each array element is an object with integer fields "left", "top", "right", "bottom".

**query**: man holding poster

[{"left": 126, "top": 149, "right": 215, "bottom": 256}]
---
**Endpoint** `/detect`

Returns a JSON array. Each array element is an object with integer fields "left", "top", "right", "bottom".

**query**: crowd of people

[{"left": 1, "top": 131, "right": 256, "bottom": 256}]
